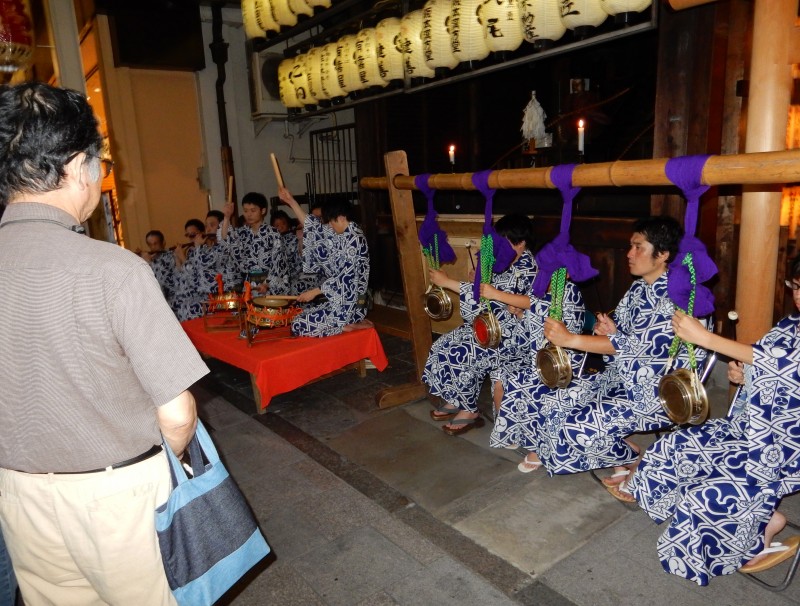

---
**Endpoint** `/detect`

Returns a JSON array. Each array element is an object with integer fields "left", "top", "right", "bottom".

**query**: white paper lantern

[
  {"left": 253, "top": 0, "right": 280, "bottom": 33},
  {"left": 560, "top": 0, "right": 608, "bottom": 36},
  {"left": 600, "top": 0, "right": 652, "bottom": 23},
  {"left": 478, "top": 0, "right": 524, "bottom": 54},
  {"left": 289, "top": 0, "right": 313, "bottom": 18},
  {"left": 450, "top": 0, "right": 490, "bottom": 64},
  {"left": 375, "top": 17, "right": 405, "bottom": 84},
  {"left": 335, "top": 34, "right": 362, "bottom": 94},
  {"left": 271, "top": 0, "right": 298, "bottom": 27},
  {"left": 320, "top": 42, "right": 347, "bottom": 101},
  {"left": 306, "top": 0, "right": 332, "bottom": 7},
  {"left": 400, "top": 10, "right": 436, "bottom": 79},
  {"left": 355, "top": 28, "right": 386, "bottom": 89},
  {"left": 422, "top": 0, "right": 458, "bottom": 72},
  {"left": 520, "top": 0, "right": 566, "bottom": 48},
  {"left": 242, "top": 0, "right": 265, "bottom": 40},
  {"left": 306, "top": 47, "right": 329, "bottom": 103},
  {"left": 278, "top": 58, "right": 302, "bottom": 109},
  {"left": 288, "top": 54, "right": 315, "bottom": 106}
]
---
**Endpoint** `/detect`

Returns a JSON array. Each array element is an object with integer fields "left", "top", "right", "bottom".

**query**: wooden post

[
  {"left": 374, "top": 150, "right": 431, "bottom": 409},
  {"left": 735, "top": 0, "right": 795, "bottom": 344}
]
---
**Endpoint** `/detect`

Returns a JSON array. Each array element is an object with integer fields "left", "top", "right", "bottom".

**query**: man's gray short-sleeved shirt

[{"left": 0, "top": 203, "right": 209, "bottom": 472}]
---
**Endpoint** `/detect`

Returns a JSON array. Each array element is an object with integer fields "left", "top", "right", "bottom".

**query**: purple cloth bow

[
  {"left": 415, "top": 173, "right": 456, "bottom": 264},
  {"left": 665, "top": 155, "right": 717, "bottom": 317},
  {"left": 532, "top": 164, "right": 599, "bottom": 298},
  {"left": 471, "top": 170, "right": 516, "bottom": 300}
]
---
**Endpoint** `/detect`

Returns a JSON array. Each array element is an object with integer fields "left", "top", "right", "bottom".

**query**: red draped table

[{"left": 181, "top": 318, "right": 389, "bottom": 412}]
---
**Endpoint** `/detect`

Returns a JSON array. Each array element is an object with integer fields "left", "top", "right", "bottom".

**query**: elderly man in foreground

[{"left": 0, "top": 82, "right": 208, "bottom": 604}]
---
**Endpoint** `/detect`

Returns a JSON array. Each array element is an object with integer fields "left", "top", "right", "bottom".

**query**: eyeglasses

[
  {"left": 785, "top": 280, "right": 800, "bottom": 291},
  {"left": 67, "top": 152, "right": 113, "bottom": 178},
  {"left": 90, "top": 155, "right": 114, "bottom": 178}
]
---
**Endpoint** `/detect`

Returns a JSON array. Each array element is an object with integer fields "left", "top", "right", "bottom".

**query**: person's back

[{"left": 0, "top": 81, "right": 208, "bottom": 605}]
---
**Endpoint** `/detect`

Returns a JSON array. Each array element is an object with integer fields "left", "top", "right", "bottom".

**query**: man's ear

[
  {"left": 64, "top": 152, "right": 88, "bottom": 190},
  {"left": 656, "top": 250, "right": 671, "bottom": 266}
]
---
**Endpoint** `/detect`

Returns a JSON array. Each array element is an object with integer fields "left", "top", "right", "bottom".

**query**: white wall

[{"left": 196, "top": 6, "right": 354, "bottom": 213}]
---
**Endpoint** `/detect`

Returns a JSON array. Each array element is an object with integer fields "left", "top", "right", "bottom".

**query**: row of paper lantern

[
  {"left": 242, "top": 0, "right": 332, "bottom": 36},
  {"left": 267, "top": 0, "right": 652, "bottom": 110}
]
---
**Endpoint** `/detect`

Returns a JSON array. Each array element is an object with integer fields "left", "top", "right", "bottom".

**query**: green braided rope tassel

[
  {"left": 421, "top": 233, "right": 440, "bottom": 271},
  {"left": 479, "top": 233, "right": 495, "bottom": 304},
  {"left": 548, "top": 267, "right": 567, "bottom": 322},
  {"left": 668, "top": 253, "right": 698, "bottom": 370}
]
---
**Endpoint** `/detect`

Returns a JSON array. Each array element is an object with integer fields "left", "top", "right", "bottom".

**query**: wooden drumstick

[
  {"left": 270, "top": 153, "right": 285, "bottom": 188},
  {"left": 226, "top": 175, "right": 233, "bottom": 206},
  {"left": 727, "top": 310, "right": 739, "bottom": 341}
]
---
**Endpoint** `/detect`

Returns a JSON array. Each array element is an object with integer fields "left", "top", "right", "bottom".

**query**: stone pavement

[{"left": 197, "top": 334, "right": 800, "bottom": 605}]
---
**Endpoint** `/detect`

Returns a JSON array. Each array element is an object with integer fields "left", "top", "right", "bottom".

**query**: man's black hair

[
  {"left": 0, "top": 82, "right": 102, "bottom": 207},
  {"left": 241, "top": 192, "right": 267, "bottom": 210},
  {"left": 270, "top": 209, "right": 291, "bottom": 225},
  {"left": 206, "top": 210, "right": 224, "bottom": 222},
  {"left": 145, "top": 230, "right": 165, "bottom": 245},
  {"left": 321, "top": 199, "right": 354, "bottom": 224},
  {"left": 184, "top": 218, "right": 204, "bottom": 232},
  {"left": 495, "top": 213, "right": 536, "bottom": 252},
  {"left": 632, "top": 216, "right": 683, "bottom": 264}
]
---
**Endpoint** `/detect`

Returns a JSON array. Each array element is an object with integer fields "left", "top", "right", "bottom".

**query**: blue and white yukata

[
  {"left": 220, "top": 223, "right": 290, "bottom": 295},
  {"left": 282, "top": 231, "right": 321, "bottom": 295},
  {"left": 291, "top": 218, "right": 370, "bottom": 337},
  {"left": 422, "top": 251, "right": 538, "bottom": 414},
  {"left": 171, "top": 243, "right": 225, "bottom": 321},
  {"left": 554, "top": 272, "right": 710, "bottom": 473},
  {"left": 148, "top": 250, "right": 178, "bottom": 311},
  {"left": 490, "top": 282, "right": 587, "bottom": 467},
  {"left": 629, "top": 315, "right": 800, "bottom": 586}
]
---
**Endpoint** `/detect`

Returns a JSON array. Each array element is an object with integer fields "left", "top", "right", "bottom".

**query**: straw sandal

[
  {"left": 442, "top": 416, "right": 485, "bottom": 436},
  {"left": 740, "top": 536, "right": 800, "bottom": 574}
]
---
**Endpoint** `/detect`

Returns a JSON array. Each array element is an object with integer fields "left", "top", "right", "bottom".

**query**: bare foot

[
  {"left": 342, "top": 319, "right": 374, "bottom": 332},
  {"left": 518, "top": 452, "right": 543, "bottom": 473}
]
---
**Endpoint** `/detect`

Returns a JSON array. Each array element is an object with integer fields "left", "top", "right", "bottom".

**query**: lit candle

[
  {"left": 577, "top": 120, "right": 585, "bottom": 154},
  {"left": 449, "top": 145, "right": 455, "bottom": 165}
]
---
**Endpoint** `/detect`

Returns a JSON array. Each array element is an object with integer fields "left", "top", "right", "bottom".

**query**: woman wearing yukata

[
  {"left": 278, "top": 187, "right": 371, "bottom": 337},
  {"left": 423, "top": 213, "right": 538, "bottom": 436},
  {"left": 628, "top": 255, "right": 800, "bottom": 586}
]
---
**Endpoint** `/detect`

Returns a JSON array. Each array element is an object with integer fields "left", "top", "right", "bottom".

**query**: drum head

[
  {"left": 536, "top": 346, "right": 572, "bottom": 389},
  {"left": 659, "top": 369, "right": 709, "bottom": 425},
  {"left": 423, "top": 288, "right": 453, "bottom": 321},
  {"left": 252, "top": 297, "right": 289, "bottom": 308},
  {"left": 473, "top": 312, "right": 501, "bottom": 348}
]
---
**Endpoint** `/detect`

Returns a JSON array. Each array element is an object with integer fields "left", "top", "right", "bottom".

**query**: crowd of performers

[
  {"left": 423, "top": 213, "right": 800, "bottom": 586},
  {"left": 138, "top": 189, "right": 371, "bottom": 337}
]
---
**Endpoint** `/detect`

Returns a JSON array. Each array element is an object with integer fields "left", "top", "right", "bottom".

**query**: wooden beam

[
  {"left": 373, "top": 150, "right": 433, "bottom": 409},
  {"left": 361, "top": 149, "right": 800, "bottom": 192}
]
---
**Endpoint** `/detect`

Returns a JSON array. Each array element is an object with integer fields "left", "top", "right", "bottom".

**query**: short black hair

[
  {"left": 146, "top": 230, "right": 165, "bottom": 244},
  {"left": 270, "top": 209, "right": 291, "bottom": 225},
  {"left": 632, "top": 216, "right": 683, "bottom": 263},
  {"left": 0, "top": 82, "right": 102, "bottom": 207},
  {"left": 495, "top": 213, "right": 536, "bottom": 252},
  {"left": 321, "top": 199, "right": 354, "bottom": 224},
  {"left": 241, "top": 192, "right": 267, "bottom": 210},
  {"left": 206, "top": 209, "right": 224, "bottom": 222},
  {"left": 184, "top": 218, "right": 204, "bottom": 232}
]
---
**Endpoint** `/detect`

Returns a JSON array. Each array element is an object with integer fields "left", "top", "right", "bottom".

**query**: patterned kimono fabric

[
  {"left": 171, "top": 243, "right": 224, "bottom": 321},
  {"left": 282, "top": 231, "right": 321, "bottom": 295},
  {"left": 630, "top": 315, "right": 800, "bottom": 586},
  {"left": 422, "top": 251, "right": 538, "bottom": 413},
  {"left": 291, "top": 220, "right": 370, "bottom": 337},
  {"left": 556, "top": 272, "right": 709, "bottom": 473},
  {"left": 490, "top": 282, "right": 587, "bottom": 467},
  {"left": 220, "top": 223, "right": 290, "bottom": 294},
  {"left": 301, "top": 215, "right": 336, "bottom": 278},
  {"left": 148, "top": 250, "right": 178, "bottom": 312}
]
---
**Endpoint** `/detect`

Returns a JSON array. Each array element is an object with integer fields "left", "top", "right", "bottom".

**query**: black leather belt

[{"left": 49, "top": 444, "right": 164, "bottom": 475}]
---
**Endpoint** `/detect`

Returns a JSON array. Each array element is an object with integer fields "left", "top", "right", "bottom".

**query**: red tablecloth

[{"left": 182, "top": 318, "right": 388, "bottom": 409}]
